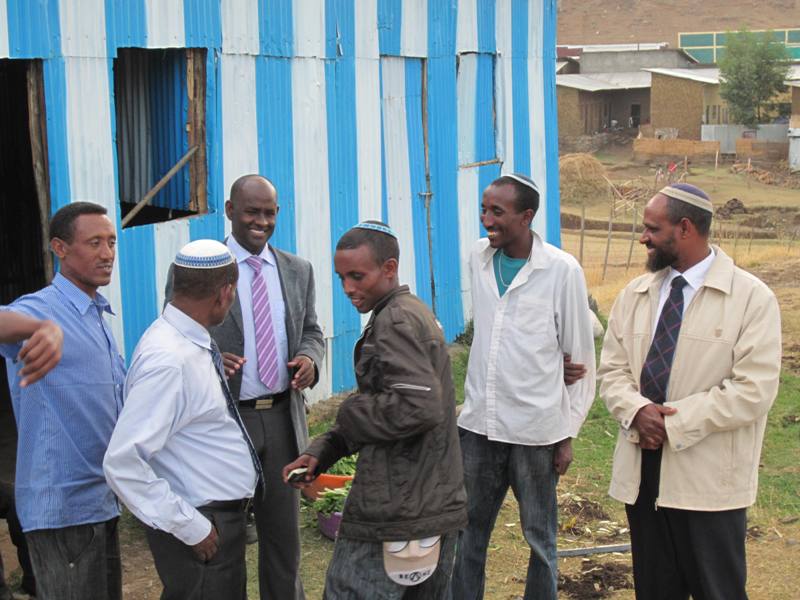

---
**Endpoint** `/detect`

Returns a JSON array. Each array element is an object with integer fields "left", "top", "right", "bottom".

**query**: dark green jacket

[{"left": 305, "top": 285, "right": 468, "bottom": 541}]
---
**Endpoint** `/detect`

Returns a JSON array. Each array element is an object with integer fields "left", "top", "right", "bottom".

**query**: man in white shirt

[
  {"left": 451, "top": 174, "right": 596, "bottom": 600},
  {"left": 104, "top": 240, "right": 259, "bottom": 600}
]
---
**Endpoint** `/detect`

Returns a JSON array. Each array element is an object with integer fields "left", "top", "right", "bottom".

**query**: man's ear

[
  {"left": 50, "top": 237, "right": 68, "bottom": 259},
  {"left": 224, "top": 199, "right": 234, "bottom": 220},
  {"left": 382, "top": 257, "right": 399, "bottom": 279},
  {"left": 221, "top": 282, "right": 236, "bottom": 304},
  {"left": 679, "top": 217, "right": 694, "bottom": 238},
  {"left": 522, "top": 208, "right": 535, "bottom": 227}
]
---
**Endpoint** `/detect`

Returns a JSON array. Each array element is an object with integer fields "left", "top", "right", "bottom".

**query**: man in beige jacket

[{"left": 599, "top": 183, "right": 781, "bottom": 600}]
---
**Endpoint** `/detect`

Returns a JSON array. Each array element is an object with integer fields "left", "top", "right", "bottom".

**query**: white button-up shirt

[
  {"left": 227, "top": 237, "right": 290, "bottom": 397},
  {"left": 103, "top": 304, "right": 257, "bottom": 545},
  {"left": 459, "top": 234, "right": 597, "bottom": 445}
]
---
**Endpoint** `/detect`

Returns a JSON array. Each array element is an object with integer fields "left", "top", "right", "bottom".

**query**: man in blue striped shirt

[{"left": 0, "top": 202, "right": 126, "bottom": 600}]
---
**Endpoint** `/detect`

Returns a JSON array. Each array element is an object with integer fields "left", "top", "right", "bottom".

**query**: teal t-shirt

[{"left": 493, "top": 251, "right": 527, "bottom": 296}]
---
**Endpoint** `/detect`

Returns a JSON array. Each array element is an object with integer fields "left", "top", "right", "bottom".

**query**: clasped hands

[{"left": 632, "top": 403, "right": 677, "bottom": 450}]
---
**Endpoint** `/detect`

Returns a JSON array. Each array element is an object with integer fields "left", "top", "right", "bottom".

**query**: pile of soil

[
  {"left": 558, "top": 559, "right": 633, "bottom": 598},
  {"left": 716, "top": 198, "right": 748, "bottom": 219}
]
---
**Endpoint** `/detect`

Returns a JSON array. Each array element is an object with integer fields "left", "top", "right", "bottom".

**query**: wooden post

[
  {"left": 602, "top": 190, "right": 614, "bottom": 282},
  {"left": 626, "top": 204, "right": 637, "bottom": 272},
  {"left": 579, "top": 199, "right": 586, "bottom": 266},
  {"left": 733, "top": 223, "right": 739, "bottom": 261},
  {"left": 747, "top": 158, "right": 752, "bottom": 189},
  {"left": 713, "top": 150, "right": 719, "bottom": 192},
  {"left": 748, "top": 226, "right": 754, "bottom": 255},
  {"left": 27, "top": 61, "right": 54, "bottom": 282}
]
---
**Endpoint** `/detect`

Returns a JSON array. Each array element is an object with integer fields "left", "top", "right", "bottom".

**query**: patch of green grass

[
  {"left": 451, "top": 345, "right": 469, "bottom": 406},
  {"left": 447, "top": 343, "right": 800, "bottom": 520},
  {"left": 752, "top": 372, "right": 800, "bottom": 520}
]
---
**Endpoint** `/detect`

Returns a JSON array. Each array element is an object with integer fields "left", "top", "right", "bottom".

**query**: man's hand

[
  {"left": 553, "top": 438, "right": 573, "bottom": 475},
  {"left": 563, "top": 353, "right": 587, "bottom": 386},
  {"left": 282, "top": 454, "right": 319, "bottom": 488},
  {"left": 632, "top": 403, "right": 677, "bottom": 450},
  {"left": 222, "top": 352, "right": 245, "bottom": 378},
  {"left": 191, "top": 524, "right": 219, "bottom": 562},
  {"left": 18, "top": 320, "right": 63, "bottom": 387},
  {"left": 288, "top": 355, "right": 315, "bottom": 390}
]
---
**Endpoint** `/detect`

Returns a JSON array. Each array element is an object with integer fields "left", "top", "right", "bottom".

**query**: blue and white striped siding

[{"left": 0, "top": 0, "right": 560, "bottom": 401}]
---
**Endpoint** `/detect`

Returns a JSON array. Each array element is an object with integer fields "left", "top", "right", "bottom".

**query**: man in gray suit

[{"left": 186, "top": 174, "right": 323, "bottom": 600}]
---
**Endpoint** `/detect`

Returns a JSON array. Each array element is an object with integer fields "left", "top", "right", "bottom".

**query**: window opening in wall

[
  {"left": 114, "top": 48, "right": 207, "bottom": 228},
  {"left": 456, "top": 52, "right": 501, "bottom": 169}
]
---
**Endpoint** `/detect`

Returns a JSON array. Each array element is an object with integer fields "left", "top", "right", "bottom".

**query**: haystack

[{"left": 559, "top": 153, "right": 609, "bottom": 204}]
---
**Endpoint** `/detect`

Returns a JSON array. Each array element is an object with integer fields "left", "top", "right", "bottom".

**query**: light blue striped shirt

[
  {"left": 227, "top": 237, "right": 290, "bottom": 398},
  {"left": 0, "top": 273, "right": 125, "bottom": 532}
]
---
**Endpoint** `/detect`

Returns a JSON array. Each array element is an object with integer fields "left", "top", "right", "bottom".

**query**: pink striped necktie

[{"left": 245, "top": 256, "right": 280, "bottom": 390}]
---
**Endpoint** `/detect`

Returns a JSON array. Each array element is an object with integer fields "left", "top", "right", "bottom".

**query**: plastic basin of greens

[
  {"left": 302, "top": 474, "right": 354, "bottom": 501},
  {"left": 317, "top": 510, "right": 343, "bottom": 540}
]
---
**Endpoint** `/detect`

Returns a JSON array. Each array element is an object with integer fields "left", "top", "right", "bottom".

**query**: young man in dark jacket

[{"left": 283, "top": 221, "right": 467, "bottom": 598}]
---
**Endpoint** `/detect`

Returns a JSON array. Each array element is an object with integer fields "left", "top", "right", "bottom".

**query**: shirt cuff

[{"left": 171, "top": 511, "right": 213, "bottom": 546}]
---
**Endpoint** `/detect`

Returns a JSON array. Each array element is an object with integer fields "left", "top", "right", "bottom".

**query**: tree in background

[{"left": 719, "top": 29, "right": 790, "bottom": 127}]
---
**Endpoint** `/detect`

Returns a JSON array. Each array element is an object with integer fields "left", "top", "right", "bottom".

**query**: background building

[
  {"left": 557, "top": 0, "right": 799, "bottom": 50},
  {"left": 0, "top": 0, "right": 560, "bottom": 404}
]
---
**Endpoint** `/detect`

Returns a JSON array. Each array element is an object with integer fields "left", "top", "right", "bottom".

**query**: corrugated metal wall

[{"left": 0, "top": 0, "right": 561, "bottom": 401}]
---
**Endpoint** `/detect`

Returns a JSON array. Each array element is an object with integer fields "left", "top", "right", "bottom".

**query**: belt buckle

[{"left": 254, "top": 397, "right": 273, "bottom": 410}]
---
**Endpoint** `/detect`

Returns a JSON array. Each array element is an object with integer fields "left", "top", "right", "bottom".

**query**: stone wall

[
  {"left": 650, "top": 73, "right": 705, "bottom": 140},
  {"left": 558, "top": 86, "right": 583, "bottom": 137}
]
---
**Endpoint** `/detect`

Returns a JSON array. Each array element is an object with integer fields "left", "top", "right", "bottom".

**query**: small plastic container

[
  {"left": 317, "top": 511, "right": 343, "bottom": 540},
  {"left": 302, "top": 473, "right": 354, "bottom": 501}
]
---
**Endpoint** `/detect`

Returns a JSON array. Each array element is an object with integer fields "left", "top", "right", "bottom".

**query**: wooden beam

[
  {"left": 26, "top": 60, "right": 53, "bottom": 282},
  {"left": 121, "top": 146, "right": 198, "bottom": 228}
]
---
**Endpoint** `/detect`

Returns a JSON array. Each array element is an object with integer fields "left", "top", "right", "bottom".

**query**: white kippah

[
  {"left": 659, "top": 185, "right": 713, "bottom": 213},
  {"left": 174, "top": 240, "right": 235, "bottom": 269},
  {"left": 505, "top": 173, "right": 539, "bottom": 193}
]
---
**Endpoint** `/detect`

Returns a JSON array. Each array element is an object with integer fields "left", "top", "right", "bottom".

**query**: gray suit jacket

[{"left": 165, "top": 245, "right": 325, "bottom": 452}]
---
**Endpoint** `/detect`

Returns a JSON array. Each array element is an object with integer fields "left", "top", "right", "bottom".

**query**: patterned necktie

[
  {"left": 209, "top": 340, "right": 263, "bottom": 492},
  {"left": 245, "top": 256, "right": 280, "bottom": 389},
  {"left": 640, "top": 275, "right": 689, "bottom": 404}
]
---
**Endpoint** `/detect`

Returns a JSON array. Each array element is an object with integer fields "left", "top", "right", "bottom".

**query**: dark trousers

[
  {"left": 26, "top": 517, "right": 121, "bottom": 600},
  {"left": 241, "top": 402, "right": 305, "bottom": 600},
  {"left": 145, "top": 505, "right": 247, "bottom": 600},
  {"left": 0, "top": 482, "right": 35, "bottom": 596},
  {"left": 626, "top": 453, "right": 748, "bottom": 600}
]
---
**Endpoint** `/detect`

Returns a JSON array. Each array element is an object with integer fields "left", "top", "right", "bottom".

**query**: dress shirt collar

[
  {"left": 52, "top": 272, "right": 114, "bottom": 316},
  {"left": 667, "top": 247, "right": 715, "bottom": 291},
  {"left": 162, "top": 303, "right": 212, "bottom": 351},
  {"left": 227, "top": 236, "right": 276, "bottom": 267},
  {"left": 478, "top": 230, "right": 548, "bottom": 271}
]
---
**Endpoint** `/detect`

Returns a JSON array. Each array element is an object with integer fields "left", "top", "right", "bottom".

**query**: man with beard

[{"left": 599, "top": 183, "right": 782, "bottom": 600}]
